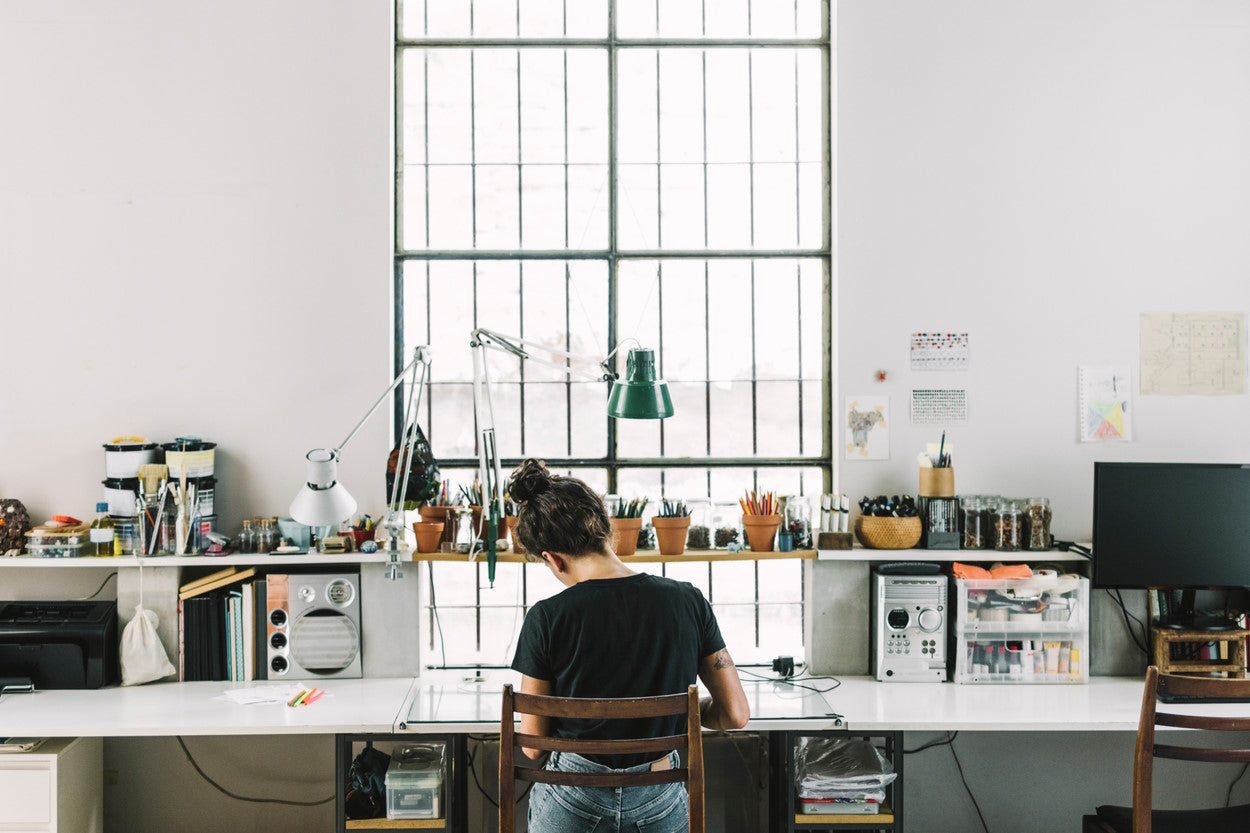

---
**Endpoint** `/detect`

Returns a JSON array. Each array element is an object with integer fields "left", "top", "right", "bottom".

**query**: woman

[{"left": 508, "top": 458, "right": 750, "bottom": 833}]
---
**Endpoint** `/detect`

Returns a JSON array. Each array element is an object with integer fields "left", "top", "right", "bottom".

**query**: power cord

[
  {"left": 1227, "top": 761, "right": 1249, "bottom": 807},
  {"left": 904, "top": 731, "right": 957, "bottom": 755},
  {"left": 76, "top": 571, "right": 118, "bottom": 600},
  {"left": 175, "top": 737, "right": 333, "bottom": 806},
  {"left": 946, "top": 734, "right": 989, "bottom": 833},
  {"left": 1105, "top": 589, "right": 1150, "bottom": 659},
  {"left": 427, "top": 562, "right": 447, "bottom": 668},
  {"left": 466, "top": 736, "right": 533, "bottom": 809}
]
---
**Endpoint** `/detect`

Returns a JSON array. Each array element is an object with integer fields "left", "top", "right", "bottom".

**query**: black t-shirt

[{"left": 510, "top": 572, "right": 725, "bottom": 768}]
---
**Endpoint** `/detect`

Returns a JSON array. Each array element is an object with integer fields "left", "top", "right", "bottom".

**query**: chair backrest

[
  {"left": 498, "top": 684, "right": 704, "bottom": 833},
  {"left": 1132, "top": 665, "right": 1250, "bottom": 833}
]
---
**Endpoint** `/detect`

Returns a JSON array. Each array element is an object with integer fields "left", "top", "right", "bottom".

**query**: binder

[{"left": 253, "top": 579, "right": 267, "bottom": 681}]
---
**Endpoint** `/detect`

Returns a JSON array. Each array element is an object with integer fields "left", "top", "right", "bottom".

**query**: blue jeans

[{"left": 527, "top": 750, "right": 688, "bottom": 832}]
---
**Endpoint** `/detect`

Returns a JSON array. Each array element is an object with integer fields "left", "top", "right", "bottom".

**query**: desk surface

[{"left": 3, "top": 675, "right": 1247, "bottom": 738}]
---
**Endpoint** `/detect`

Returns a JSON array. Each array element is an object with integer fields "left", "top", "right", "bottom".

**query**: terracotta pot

[
  {"left": 742, "top": 514, "right": 782, "bottom": 552},
  {"left": 412, "top": 521, "right": 444, "bottom": 554},
  {"left": 505, "top": 516, "right": 525, "bottom": 554},
  {"left": 419, "top": 505, "right": 456, "bottom": 544},
  {"left": 610, "top": 517, "right": 643, "bottom": 556},
  {"left": 651, "top": 516, "right": 691, "bottom": 555}
]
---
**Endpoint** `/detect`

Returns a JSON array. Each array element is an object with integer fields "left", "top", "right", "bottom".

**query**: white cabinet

[{"left": 0, "top": 737, "right": 102, "bottom": 833}]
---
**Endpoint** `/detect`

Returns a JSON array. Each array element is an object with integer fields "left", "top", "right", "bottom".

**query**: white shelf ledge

[
  {"left": 815, "top": 545, "right": 1091, "bottom": 563},
  {"left": 0, "top": 552, "right": 398, "bottom": 568}
]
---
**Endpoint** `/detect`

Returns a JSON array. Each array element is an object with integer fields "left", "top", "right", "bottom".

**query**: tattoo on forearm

[{"left": 713, "top": 649, "right": 734, "bottom": 670}]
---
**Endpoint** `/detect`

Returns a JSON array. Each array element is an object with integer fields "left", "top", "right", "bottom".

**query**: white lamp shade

[{"left": 289, "top": 449, "right": 358, "bottom": 527}]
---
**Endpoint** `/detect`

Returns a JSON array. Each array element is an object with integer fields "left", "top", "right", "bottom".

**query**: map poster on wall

[
  {"left": 845, "top": 396, "right": 889, "bottom": 460},
  {"left": 910, "top": 332, "right": 970, "bottom": 371},
  {"left": 1078, "top": 365, "right": 1132, "bottom": 442},
  {"left": 1140, "top": 312, "right": 1245, "bottom": 395}
]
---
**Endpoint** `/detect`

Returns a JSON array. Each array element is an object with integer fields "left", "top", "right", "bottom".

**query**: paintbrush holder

[{"left": 918, "top": 467, "right": 955, "bottom": 497}]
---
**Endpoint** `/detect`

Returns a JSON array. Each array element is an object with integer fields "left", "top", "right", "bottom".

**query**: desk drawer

[{"left": 0, "top": 759, "right": 54, "bottom": 830}]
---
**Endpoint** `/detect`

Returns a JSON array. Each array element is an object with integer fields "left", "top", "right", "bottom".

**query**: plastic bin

[
  {"left": 953, "top": 576, "right": 1089, "bottom": 684},
  {"left": 385, "top": 744, "right": 444, "bottom": 820}
]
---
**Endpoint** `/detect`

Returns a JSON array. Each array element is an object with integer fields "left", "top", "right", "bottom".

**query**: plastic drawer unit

[{"left": 953, "top": 576, "right": 1089, "bottom": 684}]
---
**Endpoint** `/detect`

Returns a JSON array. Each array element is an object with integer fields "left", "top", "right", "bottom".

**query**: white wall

[
  {"left": 0, "top": 3, "right": 393, "bottom": 831},
  {"left": 834, "top": 1, "right": 1250, "bottom": 829}
]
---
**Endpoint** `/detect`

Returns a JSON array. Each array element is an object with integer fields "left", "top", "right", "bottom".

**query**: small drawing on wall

[
  {"left": 910, "top": 332, "right": 970, "bottom": 371},
  {"left": 1079, "top": 365, "right": 1132, "bottom": 442},
  {"left": 845, "top": 396, "right": 889, "bottom": 460},
  {"left": 910, "top": 389, "right": 968, "bottom": 424}
]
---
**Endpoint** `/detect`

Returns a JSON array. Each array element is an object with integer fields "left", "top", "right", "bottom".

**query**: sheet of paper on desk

[{"left": 219, "top": 685, "right": 305, "bottom": 706}]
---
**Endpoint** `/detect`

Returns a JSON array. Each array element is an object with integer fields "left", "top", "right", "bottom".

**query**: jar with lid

[
  {"left": 683, "top": 498, "right": 712, "bottom": 550},
  {"left": 959, "top": 496, "right": 988, "bottom": 549},
  {"left": 782, "top": 496, "right": 812, "bottom": 550},
  {"left": 993, "top": 499, "right": 1024, "bottom": 551},
  {"left": 235, "top": 519, "right": 254, "bottom": 553},
  {"left": 254, "top": 519, "right": 274, "bottom": 554},
  {"left": 709, "top": 501, "right": 742, "bottom": 550},
  {"left": 1025, "top": 497, "right": 1052, "bottom": 550}
]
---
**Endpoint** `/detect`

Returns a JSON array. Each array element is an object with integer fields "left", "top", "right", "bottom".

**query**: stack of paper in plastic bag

[{"left": 794, "top": 737, "right": 897, "bottom": 815}]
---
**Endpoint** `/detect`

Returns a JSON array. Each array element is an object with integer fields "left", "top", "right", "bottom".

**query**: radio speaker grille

[{"left": 290, "top": 611, "right": 360, "bottom": 674}]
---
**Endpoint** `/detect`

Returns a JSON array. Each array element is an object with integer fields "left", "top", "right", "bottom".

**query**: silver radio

[
  {"left": 873, "top": 573, "right": 947, "bottom": 682},
  {"left": 266, "top": 573, "right": 362, "bottom": 679}
]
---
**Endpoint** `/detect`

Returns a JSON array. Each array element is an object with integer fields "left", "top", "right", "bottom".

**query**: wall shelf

[
  {"left": 815, "top": 546, "right": 1091, "bottom": 563},
  {"left": 0, "top": 552, "right": 395, "bottom": 568},
  {"left": 412, "top": 549, "right": 818, "bottom": 564}
]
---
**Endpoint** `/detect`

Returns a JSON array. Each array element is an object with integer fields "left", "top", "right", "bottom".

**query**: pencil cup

[
  {"left": 918, "top": 467, "right": 955, "bottom": 498},
  {"left": 610, "top": 517, "right": 643, "bottom": 556},
  {"left": 413, "top": 521, "right": 444, "bottom": 554},
  {"left": 742, "top": 514, "right": 782, "bottom": 552},
  {"left": 505, "top": 516, "right": 525, "bottom": 554}
]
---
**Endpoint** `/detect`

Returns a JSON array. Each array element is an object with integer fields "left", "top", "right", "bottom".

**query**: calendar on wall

[{"left": 910, "top": 389, "right": 968, "bottom": 424}]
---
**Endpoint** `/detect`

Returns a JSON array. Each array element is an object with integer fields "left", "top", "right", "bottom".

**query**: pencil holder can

[{"left": 918, "top": 467, "right": 955, "bottom": 497}]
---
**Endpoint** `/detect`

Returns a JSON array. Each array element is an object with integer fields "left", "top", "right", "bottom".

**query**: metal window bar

[{"left": 398, "top": 0, "right": 831, "bottom": 663}]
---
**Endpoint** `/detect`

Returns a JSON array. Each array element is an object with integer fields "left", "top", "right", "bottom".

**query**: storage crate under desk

[{"left": 953, "top": 577, "right": 1089, "bottom": 684}]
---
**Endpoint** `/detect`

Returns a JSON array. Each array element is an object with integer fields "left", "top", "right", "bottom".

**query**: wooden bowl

[{"left": 854, "top": 516, "right": 922, "bottom": 549}]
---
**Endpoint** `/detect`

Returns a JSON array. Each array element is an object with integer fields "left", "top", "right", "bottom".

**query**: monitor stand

[{"left": 1159, "top": 589, "right": 1238, "bottom": 631}]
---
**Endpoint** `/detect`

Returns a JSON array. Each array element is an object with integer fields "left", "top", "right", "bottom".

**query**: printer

[{"left": 0, "top": 601, "right": 120, "bottom": 689}]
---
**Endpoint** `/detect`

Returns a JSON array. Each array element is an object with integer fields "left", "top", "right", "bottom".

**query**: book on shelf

[{"left": 179, "top": 567, "right": 257, "bottom": 601}]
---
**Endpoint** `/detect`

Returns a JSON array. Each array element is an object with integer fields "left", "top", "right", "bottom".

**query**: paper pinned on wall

[
  {"left": 1140, "top": 312, "right": 1245, "bottom": 395},
  {"left": 910, "top": 389, "right": 967, "bottom": 424},
  {"left": 1078, "top": 365, "right": 1132, "bottom": 442},
  {"left": 910, "top": 332, "right": 970, "bottom": 371},
  {"left": 845, "top": 396, "right": 889, "bottom": 460}
]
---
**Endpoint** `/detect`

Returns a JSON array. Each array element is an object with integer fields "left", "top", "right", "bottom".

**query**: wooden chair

[
  {"left": 498, "top": 684, "right": 704, "bottom": 833},
  {"left": 1084, "top": 666, "right": 1250, "bottom": 833}
]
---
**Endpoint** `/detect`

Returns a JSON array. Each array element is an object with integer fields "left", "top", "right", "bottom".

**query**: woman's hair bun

[{"left": 508, "top": 458, "right": 552, "bottom": 503}]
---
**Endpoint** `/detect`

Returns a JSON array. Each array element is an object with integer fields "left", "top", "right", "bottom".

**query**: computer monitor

[{"left": 1093, "top": 461, "right": 1250, "bottom": 629}]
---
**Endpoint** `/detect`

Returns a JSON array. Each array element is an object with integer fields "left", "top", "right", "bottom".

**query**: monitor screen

[{"left": 1093, "top": 462, "right": 1250, "bottom": 589}]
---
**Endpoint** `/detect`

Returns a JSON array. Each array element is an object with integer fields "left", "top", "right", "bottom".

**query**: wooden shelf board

[
  {"left": 410, "top": 549, "right": 817, "bottom": 564},
  {"left": 344, "top": 819, "right": 444, "bottom": 830}
]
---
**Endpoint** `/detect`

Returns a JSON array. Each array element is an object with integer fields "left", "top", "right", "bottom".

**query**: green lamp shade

[{"left": 607, "top": 347, "right": 674, "bottom": 419}]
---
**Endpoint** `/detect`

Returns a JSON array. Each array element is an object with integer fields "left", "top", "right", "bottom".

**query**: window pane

[{"left": 402, "top": 0, "right": 608, "bottom": 38}]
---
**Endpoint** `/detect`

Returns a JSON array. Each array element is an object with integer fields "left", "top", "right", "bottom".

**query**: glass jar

[
  {"left": 782, "top": 496, "right": 813, "bottom": 550},
  {"left": 959, "top": 496, "right": 988, "bottom": 549},
  {"left": 993, "top": 499, "right": 1025, "bottom": 551},
  {"left": 709, "top": 501, "right": 742, "bottom": 550},
  {"left": 1025, "top": 497, "right": 1052, "bottom": 550},
  {"left": 683, "top": 498, "right": 712, "bottom": 550}
]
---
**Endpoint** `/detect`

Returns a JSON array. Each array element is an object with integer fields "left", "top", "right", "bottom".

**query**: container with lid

[
  {"left": 385, "top": 744, "right": 444, "bottom": 820},
  {"left": 162, "top": 437, "right": 216, "bottom": 478},
  {"left": 1025, "top": 497, "right": 1052, "bottom": 550},
  {"left": 992, "top": 499, "right": 1024, "bottom": 551},
  {"left": 102, "top": 478, "right": 141, "bottom": 517},
  {"left": 959, "top": 496, "right": 989, "bottom": 549},
  {"left": 103, "top": 439, "right": 160, "bottom": 478}
]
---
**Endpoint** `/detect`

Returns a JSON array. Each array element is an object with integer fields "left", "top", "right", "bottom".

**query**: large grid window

[{"left": 396, "top": 0, "right": 831, "bottom": 667}]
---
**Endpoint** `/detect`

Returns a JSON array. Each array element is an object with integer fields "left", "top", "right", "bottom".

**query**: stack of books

[{"left": 178, "top": 567, "right": 261, "bottom": 682}]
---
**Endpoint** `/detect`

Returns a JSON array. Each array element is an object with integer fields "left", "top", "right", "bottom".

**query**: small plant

[
  {"left": 636, "top": 525, "right": 656, "bottom": 550},
  {"left": 656, "top": 500, "right": 691, "bottom": 518},
  {"left": 686, "top": 525, "right": 711, "bottom": 549},
  {"left": 612, "top": 497, "right": 649, "bottom": 519},
  {"left": 714, "top": 526, "right": 740, "bottom": 548}
]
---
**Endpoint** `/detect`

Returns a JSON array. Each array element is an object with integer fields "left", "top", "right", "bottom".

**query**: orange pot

[
  {"left": 412, "top": 521, "right": 444, "bottom": 554},
  {"left": 742, "top": 514, "right": 782, "bottom": 552},
  {"left": 610, "top": 517, "right": 643, "bottom": 556},
  {"left": 505, "top": 516, "right": 525, "bottom": 554},
  {"left": 419, "top": 505, "right": 456, "bottom": 545},
  {"left": 651, "top": 516, "right": 691, "bottom": 555}
]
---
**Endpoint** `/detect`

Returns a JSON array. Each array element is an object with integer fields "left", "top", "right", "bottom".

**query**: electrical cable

[
  {"left": 1226, "top": 761, "right": 1249, "bottom": 807},
  {"left": 466, "top": 737, "right": 532, "bottom": 809},
  {"left": 947, "top": 735, "right": 989, "bottom": 833},
  {"left": 175, "top": 737, "right": 333, "bottom": 806},
  {"left": 905, "top": 731, "right": 957, "bottom": 755},
  {"left": 76, "top": 571, "right": 118, "bottom": 600},
  {"left": 1106, "top": 589, "right": 1150, "bottom": 659},
  {"left": 427, "top": 562, "right": 447, "bottom": 668}
]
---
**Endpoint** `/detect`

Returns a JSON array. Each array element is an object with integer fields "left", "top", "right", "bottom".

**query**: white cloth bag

[{"left": 121, "top": 604, "right": 176, "bottom": 686}]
